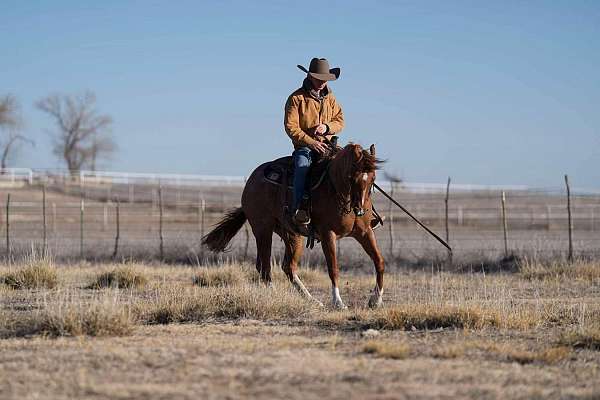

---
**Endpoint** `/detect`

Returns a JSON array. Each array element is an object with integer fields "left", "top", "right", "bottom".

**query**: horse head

[{"left": 330, "top": 143, "right": 383, "bottom": 216}]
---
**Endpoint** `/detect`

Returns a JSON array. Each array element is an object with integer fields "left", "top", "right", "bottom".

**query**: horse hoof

[
  {"left": 368, "top": 297, "right": 383, "bottom": 309},
  {"left": 314, "top": 299, "right": 325, "bottom": 308},
  {"left": 333, "top": 301, "right": 348, "bottom": 310}
]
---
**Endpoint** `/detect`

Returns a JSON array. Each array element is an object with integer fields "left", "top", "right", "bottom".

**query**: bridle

[{"left": 321, "top": 137, "right": 375, "bottom": 217}]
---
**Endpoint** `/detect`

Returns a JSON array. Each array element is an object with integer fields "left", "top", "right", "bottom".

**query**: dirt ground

[{"left": 1, "top": 323, "right": 598, "bottom": 400}]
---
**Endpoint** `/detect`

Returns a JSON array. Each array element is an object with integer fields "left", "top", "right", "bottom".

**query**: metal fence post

[
  {"left": 199, "top": 195, "right": 205, "bottom": 259},
  {"left": 112, "top": 198, "right": 120, "bottom": 258},
  {"left": 103, "top": 205, "right": 108, "bottom": 232},
  {"left": 159, "top": 186, "right": 164, "bottom": 260},
  {"left": 445, "top": 177, "right": 450, "bottom": 243},
  {"left": 42, "top": 185, "right": 47, "bottom": 255},
  {"left": 80, "top": 195, "right": 84, "bottom": 258},
  {"left": 244, "top": 224, "right": 250, "bottom": 260},
  {"left": 565, "top": 175, "right": 573, "bottom": 262},
  {"left": 445, "top": 177, "right": 451, "bottom": 263},
  {"left": 501, "top": 191, "right": 508, "bottom": 257},
  {"left": 388, "top": 181, "right": 395, "bottom": 258},
  {"left": 5, "top": 193, "right": 10, "bottom": 257},
  {"left": 52, "top": 203, "right": 57, "bottom": 233}
]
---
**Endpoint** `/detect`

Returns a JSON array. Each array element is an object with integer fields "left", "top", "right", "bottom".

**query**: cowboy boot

[{"left": 293, "top": 194, "right": 311, "bottom": 225}]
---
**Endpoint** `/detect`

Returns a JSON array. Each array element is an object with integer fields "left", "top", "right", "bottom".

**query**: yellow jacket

[{"left": 284, "top": 85, "right": 344, "bottom": 148}]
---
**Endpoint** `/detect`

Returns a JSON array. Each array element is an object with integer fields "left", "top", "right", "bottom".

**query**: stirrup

[{"left": 293, "top": 209, "right": 311, "bottom": 225}]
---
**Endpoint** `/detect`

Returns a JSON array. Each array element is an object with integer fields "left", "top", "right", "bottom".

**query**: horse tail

[{"left": 202, "top": 207, "right": 247, "bottom": 252}]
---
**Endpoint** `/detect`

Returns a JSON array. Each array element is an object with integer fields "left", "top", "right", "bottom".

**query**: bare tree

[
  {"left": 36, "top": 91, "right": 115, "bottom": 173},
  {"left": 0, "top": 95, "right": 34, "bottom": 171},
  {"left": 0, "top": 95, "right": 20, "bottom": 127}
]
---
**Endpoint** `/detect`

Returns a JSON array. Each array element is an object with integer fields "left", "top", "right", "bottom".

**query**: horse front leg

[
  {"left": 280, "top": 232, "right": 323, "bottom": 306},
  {"left": 321, "top": 230, "right": 346, "bottom": 309},
  {"left": 354, "top": 227, "right": 385, "bottom": 308}
]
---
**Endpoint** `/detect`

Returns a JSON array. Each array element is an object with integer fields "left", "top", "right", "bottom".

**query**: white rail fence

[{"left": 2, "top": 167, "right": 599, "bottom": 195}]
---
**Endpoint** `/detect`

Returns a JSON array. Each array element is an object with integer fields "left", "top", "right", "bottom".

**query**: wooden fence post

[
  {"left": 158, "top": 186, "right": 164, "bottom": 260},
  {"left": 244, "top": 224, "right": 250, "bottom": 260},
  {"left": 445, "top": 177, "right": 451, "bottom": 263},
  {"left": 445, "top": 177, "right": 450, "bottom": 243},
  {"left": 103, "top": 205, "right": 108, "bottom": 232},
  {"left": 52, "top": 203, "right": 57, "bottom": 234},
  {"left": 388, "top": 181, "right": 395, "bottom": 258},
  {"left": 80, "top": 195, "right": 84, "bottom": 259},
  {"left": 112, "top": 198, "right": 120, "bottom": 258},
  {"left": 42, "top": 185, "right": 47, "bottom": 255},
  {"left": 565, "top": 175, "right": 573, "bottom": 262},
  {"left": 199, "top": 195, "right": 205, "bottom": 259},
  {"left": 5, "top": 193, "right": 10, "bottom": 257},
  {"left": 243, "top": 177, "right": 249, "bottom": 260},
  {"left": 501, "top": 191, "right": 508, "bottom": 257}
]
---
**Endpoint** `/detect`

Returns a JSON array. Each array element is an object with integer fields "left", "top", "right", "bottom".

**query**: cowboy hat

[{"left": 297, "top": 58, "right": 340, "bottom": 81}]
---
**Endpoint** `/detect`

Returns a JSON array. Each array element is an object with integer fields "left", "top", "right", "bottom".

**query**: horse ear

[
  {"left": 354, "top": 145, "right": 363, "bottom": 162},
  {"left": 370, "top": 144, "right": 376, "bottom": 157}
]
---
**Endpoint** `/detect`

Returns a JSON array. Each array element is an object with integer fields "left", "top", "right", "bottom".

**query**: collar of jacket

[{"left": 302, "top": 78, "right": 329, "bottom": 101}]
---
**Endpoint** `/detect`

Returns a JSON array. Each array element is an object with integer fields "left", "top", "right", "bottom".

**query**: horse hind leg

[
  {"left": 252, "top": 226, "right": 274, "bottom": 285},
  {"left": 254, "top": 255, "right": 261, "bottom": 275}
]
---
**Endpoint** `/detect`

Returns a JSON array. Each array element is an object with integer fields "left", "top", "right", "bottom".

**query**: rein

[
  {"left": 373, "top": 183, "right": 452, "bottom": 253},
  {"left": 325, "top": 163, "right": 353, "bottom": 215},
  {"left": 325, "top": 145, "right": 372, "bottom": 217},
  {"left": 321, "top": 138, "right": 451, "bottom": 253}
]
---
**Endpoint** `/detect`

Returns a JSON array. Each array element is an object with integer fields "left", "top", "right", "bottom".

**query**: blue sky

[{"left": 1, "top": 1, "right": 599, "bottom": 187}]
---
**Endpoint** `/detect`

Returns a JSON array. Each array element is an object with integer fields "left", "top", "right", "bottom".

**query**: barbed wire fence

[{"left": 1, "top": 168, "right": 599, "bottom": 269}]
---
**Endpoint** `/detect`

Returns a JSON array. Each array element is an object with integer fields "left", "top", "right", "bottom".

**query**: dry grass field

[{"left": 1, "top": 256, "right": 599, "bottom": 399}]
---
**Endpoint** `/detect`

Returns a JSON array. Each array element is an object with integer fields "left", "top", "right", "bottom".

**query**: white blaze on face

[{"left": 360, "top": 173, "right": 369, "bottom": 208}]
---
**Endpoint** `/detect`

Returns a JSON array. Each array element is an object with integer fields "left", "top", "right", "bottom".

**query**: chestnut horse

[{"left": 202, "top": 143, "right": 385, "bottom": 309}]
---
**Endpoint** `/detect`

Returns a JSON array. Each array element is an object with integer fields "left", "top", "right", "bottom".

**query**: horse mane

[{"left": 328, "top": 143, "right": 384, "bottom": 208}]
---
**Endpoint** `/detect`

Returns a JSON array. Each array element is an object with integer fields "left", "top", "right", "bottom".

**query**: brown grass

[
  {"left": 1, "top": 259, "right": 58, "bottom": 290},
  {"left": 432, "top": 344, "right": 466, "bottom": 359},
  {"left": 559, "top": 327, "right": 600, "bottom": 350},
  {"left": 1, "top": 258, "right": 599, "bottom": 399},
  {"left": 87, "top": 265, "right": 148, "bottom": 289},
  {"left": 192, "top": 265, "right": 246, "bottom": 287},
  {"left": 318, "top": 303, "right": 541, "bottom": 331},
  {"left": 362, "top": 340, "right": 410, "bottom": 359},
  {"left": 1, "top": 300, "right": 134, "bottom": 338},
  {"left": 138, "top": 283, "right": 319, "bottom": 324},
  {"left": 520, "top": 260, "right": 600, "bottom": 282},
  {"left": 476, "top": 342, "right": 571, "bottom": 364}
]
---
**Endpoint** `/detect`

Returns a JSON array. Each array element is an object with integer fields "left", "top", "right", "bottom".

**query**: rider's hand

[
  {"left": 314, "top": 124, "right": 328, "bottom": 136},
  {"left": 309, "top": 140, "right": 328, "bottom": 155}
]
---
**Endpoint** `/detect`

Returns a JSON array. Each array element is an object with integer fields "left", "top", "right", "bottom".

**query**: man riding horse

[
  {"left": 285, "top": 57, "right": 344, "bottom": 225},
  {"left": 203, "top": 57, "right": 386, "bottom": 309}
]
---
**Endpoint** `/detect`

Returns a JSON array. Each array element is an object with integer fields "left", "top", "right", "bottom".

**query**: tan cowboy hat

[{"left": 297, "top": 58, "right": 340, "bottom": 81}]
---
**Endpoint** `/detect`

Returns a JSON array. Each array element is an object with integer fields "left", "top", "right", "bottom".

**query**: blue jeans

[{"left": 292, "top": 147, "right": 313, "bottom": 211}]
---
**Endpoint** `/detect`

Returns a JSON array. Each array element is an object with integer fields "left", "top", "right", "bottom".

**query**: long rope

[{"left": 373, "top": 183, "right": 452, "bottom": 254}]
